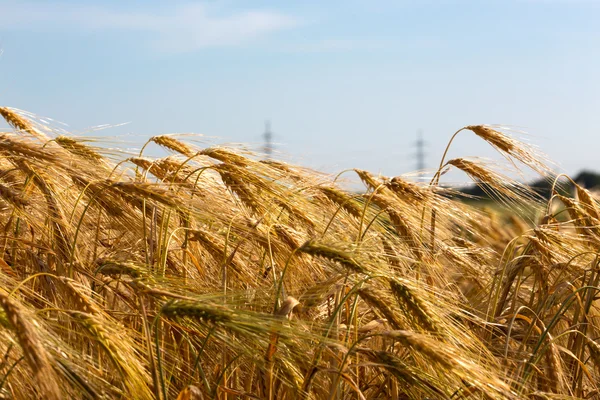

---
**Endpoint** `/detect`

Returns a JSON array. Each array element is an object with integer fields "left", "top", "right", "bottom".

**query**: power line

[
  {"left": 263, "top": 120, "right": 273, "bottom": 159},
  {"left": 413, "top": 130, "right": 426, "bottom": 181}
]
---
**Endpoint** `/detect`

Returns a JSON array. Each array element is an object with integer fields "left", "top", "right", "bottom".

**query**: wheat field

[{"left": 0, "top": 106, "right": 599, "bottom": 399}]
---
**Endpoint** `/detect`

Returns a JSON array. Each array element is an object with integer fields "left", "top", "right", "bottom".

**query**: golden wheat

[{"left": 0, "top": 107, "right": 597, "bottom": 399}]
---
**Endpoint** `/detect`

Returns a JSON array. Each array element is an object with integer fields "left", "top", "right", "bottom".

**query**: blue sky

[{"left": 0, "top": 0, "right": 599, "bottom": 182}]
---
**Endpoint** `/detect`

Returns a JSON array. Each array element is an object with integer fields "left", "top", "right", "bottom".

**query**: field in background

[{"left": 0, "top": 107, "right": 599, "bottom": 399}]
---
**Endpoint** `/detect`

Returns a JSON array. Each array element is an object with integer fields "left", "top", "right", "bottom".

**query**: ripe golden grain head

[
  {"left": 55, "top": 136, "right": 103, "bottom": 162},
  {"left": 0, "top": 107, "right": 49, "bottom": 141},
  {"left": 318, "top": 186, "right": 363, "bottom": 219},
  {"left": 389, "top": 279, "right": 439, "bottom": 333},
  {"left": 299, "top": 240, "right": 366, "bottom": 273},
  {"left": 466, "top": 125, "right": 514, "bottom": 153},
  {"left": 354, "top": 169, "right": 384, "bottom": 191},
  {"left": 447, "top": 158, "right": 495, "bottom": 183},
  {"left": 151, "top": 135, "right": 195, "bottom": 157},
  {"left": 200, "top": 147, "right": 252, "bottom": 166},
  {"left": 575, "top": 183, "right": 600, "bottom": 220},
  {"left": 387, "top": 176, "right": 429, "bottom": 202},
  {"left": 0, "top": 292, "right": 61, "bottom": 400}
]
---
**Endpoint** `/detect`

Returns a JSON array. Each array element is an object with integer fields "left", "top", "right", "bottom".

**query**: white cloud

[{"left": 0, "top": 2, "right": 298, "bottom": 52}]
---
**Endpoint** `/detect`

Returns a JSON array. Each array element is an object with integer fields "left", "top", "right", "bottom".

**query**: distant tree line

[{"left": 458, "top": 170, "right": 600, "bottom": 199}]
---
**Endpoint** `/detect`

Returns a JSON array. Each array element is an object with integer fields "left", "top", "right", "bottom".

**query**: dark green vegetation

[{"left": 460, "top": 170, "right": 600, "bottom": 199}]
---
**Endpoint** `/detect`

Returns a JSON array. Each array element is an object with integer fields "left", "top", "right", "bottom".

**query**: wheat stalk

[{"left": 0, "top": 292, "right": 61, "bottom": 400}]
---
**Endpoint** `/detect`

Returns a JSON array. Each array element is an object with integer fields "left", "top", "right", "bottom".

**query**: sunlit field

[{"left": 0, "top": 106, "right": 599, "bottom": 399}]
